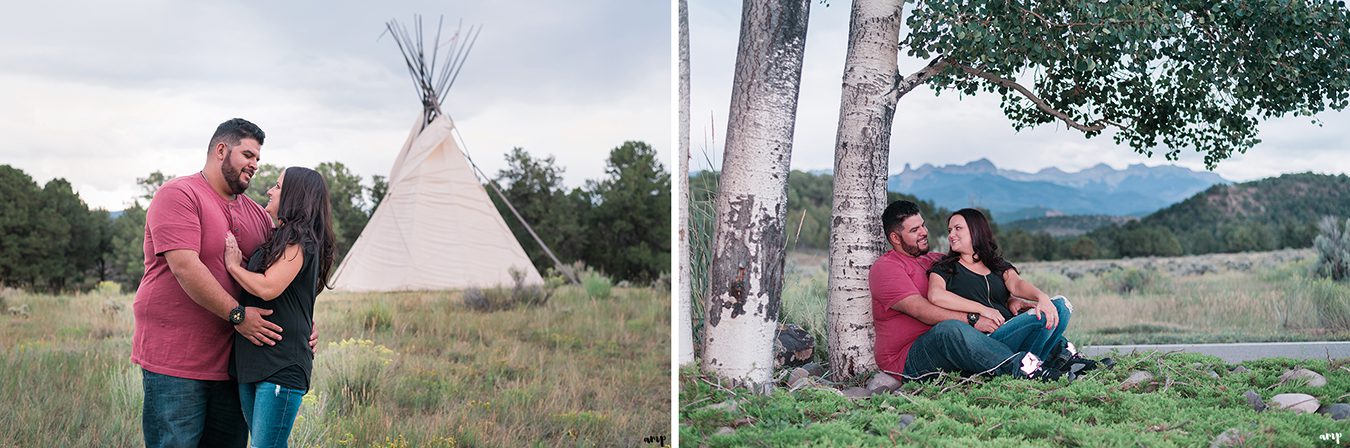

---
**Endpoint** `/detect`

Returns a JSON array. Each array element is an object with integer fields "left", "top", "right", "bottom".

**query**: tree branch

[
  {"left": 894, "top": 56, "right": 949, "bottom": 100},
  {"left": 948, "top": 61, "right": 1109, "bottom": 133}
]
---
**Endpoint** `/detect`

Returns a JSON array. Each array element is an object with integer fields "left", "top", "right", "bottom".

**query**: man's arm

[
  {"left": 892, "top": 295, "right": 963, "bottom": 325},
  {"left": 892, "top": 296, "right": 1001, "bottom": 333},
  {"left": 164, "top": 249, "right": 283, "bottom": 346}
]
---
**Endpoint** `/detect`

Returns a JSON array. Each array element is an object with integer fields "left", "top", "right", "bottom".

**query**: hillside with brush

[{"left": 1088, "top": 173, "right": 1350, "bottom": 257}]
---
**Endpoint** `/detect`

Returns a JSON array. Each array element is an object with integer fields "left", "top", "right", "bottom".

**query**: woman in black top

[
  {"left": 223, "top": 167, "right": 335, "bottom": 448},
  {"left": 926, "top": 208, "right": 1074, "bottom": 366}
]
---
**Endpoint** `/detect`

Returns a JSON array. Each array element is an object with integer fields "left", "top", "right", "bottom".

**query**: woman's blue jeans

[
  {"left": 990, "top": 296, "right": 1072, "bottom": 361},
  {"left": 901, "top": 296, "right": 1073, "bottom": 379},
  {"left": 238, "top": 381, "right": 306, "bottom": 448}
]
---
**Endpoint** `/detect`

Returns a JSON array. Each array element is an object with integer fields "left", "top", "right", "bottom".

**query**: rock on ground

[
  {"left": 774, "top": 323, "right": 814, "bottom": 369},
  {"left": 841, "top": 387, "right": 872, "bottom": 400},
  {"left": 1243, "top": 390, "right": 1266, "bottom": 412},
  {"left": 1120, "top": 370, "right": 1154, "bottom": 390},
  {"left": 866, "top": 372, "right": 901, "bottom": 394},
  {"left": 1277, "top": 368, "right": 1327, "bottom": 387},
  {"left": 1317, "top": 403, "right": 1350, "bottom": 421},
  {"left": 800, "top": 362, "right": 826, "bottom": 377},
  {"left": 1210, "top": 428, "right": 1247, "bottom": 447},
  {"left": 1269, "top": 393, "right": 1320, "bottom": 414},
  {"left": 896, "top": 414, "right": 916, "bottom": 431}
]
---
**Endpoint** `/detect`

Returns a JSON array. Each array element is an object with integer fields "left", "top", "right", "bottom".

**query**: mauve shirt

[
  {"left": 131, "top": 174, "right": 271, "bottom": 381},
  {"left": 870, "top": 250, "right": 944, "bottom": 381}
]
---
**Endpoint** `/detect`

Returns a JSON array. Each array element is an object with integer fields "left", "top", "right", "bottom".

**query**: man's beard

[
  {"left": 221, "top": 159, "right": 249, "bottom": 195},
  {"left": 900, "top": 238, "right": 928, "bottom": 257}
]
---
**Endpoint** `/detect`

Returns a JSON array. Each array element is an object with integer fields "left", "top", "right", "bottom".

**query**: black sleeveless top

[
  {"left": 231, "top": 242, "right": 318, "bottom": 391},
  {"left": 930, "top": 260, "right": 1015, "bottom": 320}
]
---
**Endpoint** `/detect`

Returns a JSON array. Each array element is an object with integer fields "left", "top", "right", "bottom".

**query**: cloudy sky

[
  {"left": 0, "top": 0, "right": 669, "bottom": 211},
  {"left": 688, "top": 2, "right": 1350, "bottom": 182}
]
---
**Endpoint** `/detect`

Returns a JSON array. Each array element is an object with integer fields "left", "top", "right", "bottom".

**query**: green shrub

[
  {"left": 316, "top": 338, "right": 396, "bottom": 415},
  {"left": 1101, "top": 268, "right": 1166, "bottom": 294},
  {"left": 463, "top": 268, "right": 552, "bottom": 312},
  {"left": 95, "top": 281, "right": 122, "bottom": 296},
  {"left": 779, "top": 273, "right": 828, "bottom": 362},
  {"left": 1312, "top": 216, "right": 1350, "bottom": 282},
  {"left": 361, "top": 302, "right": 393, "bottom": 332},
  {"left": 583, "top": 270, "right": 613, "bottom": 299}
]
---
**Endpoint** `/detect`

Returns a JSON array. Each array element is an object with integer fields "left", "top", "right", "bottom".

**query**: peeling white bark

[
  {"left": 678, "top": 0, "right": 696, "bottom": 367},
  {"left": 826, "top": 0, "right": 903, "bottom": 380},
  {"left": 702, "top": 0, "right": 811, "bottom": 388}
]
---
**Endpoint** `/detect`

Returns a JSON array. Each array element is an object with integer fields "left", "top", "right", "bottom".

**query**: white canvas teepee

[{"left": 330, "top": 19, "right": 544, "bottom": 291}]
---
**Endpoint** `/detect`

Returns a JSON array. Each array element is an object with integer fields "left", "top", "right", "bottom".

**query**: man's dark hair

[
  {"left": 208, "top": 118, "right": 265, "bottom": 151},
  {"left": 881, "top": 200, "right": 922, "bottom": 237}
]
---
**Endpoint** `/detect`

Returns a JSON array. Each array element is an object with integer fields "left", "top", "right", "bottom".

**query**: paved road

[{"left": 1082, "top": 341, "right": 1350, "bottom": 363}]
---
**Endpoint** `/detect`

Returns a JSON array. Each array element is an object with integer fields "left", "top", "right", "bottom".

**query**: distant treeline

[
  {"left": 688, "top": 170, "right": 1350, "bottom": 262},
  {"left": 0, "top": 141, "right": 668, "bottom": 292}
]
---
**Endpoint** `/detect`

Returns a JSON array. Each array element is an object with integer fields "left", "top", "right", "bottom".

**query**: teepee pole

[{"left": 453, "top": 128, "right": 580, "bottom": 285}]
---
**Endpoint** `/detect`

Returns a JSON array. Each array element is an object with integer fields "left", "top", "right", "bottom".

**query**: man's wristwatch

[
  {"left": 967, "top": 312, "right": 980, "bottom": 326},
  {"left": 229, "top": 305, "right": 245, "bottom": 325}
]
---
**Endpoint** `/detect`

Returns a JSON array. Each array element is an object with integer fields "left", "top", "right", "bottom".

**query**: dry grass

[
  {"left": 779, "top": 249, "right": 1350, "bottom": 348},
  {"left": 0, "top": 285, "right": 670, "bottom": 447},
  {"left": 1018, "top": 249, "right": 1348, "bottom": 344}
]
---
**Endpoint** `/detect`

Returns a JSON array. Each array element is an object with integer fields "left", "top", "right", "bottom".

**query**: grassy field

[
  {"left": 780, "top": 248, "right": 1350, "bottom": 356},
  {"left": 680, "top": 352, "right": 1350, "bottom": 447},
  {"left": 0, "top": 283, "right": 670, "bottom": 447}
]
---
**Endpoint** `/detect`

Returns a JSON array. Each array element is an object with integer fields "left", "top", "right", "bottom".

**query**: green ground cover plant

[{"left": 680, "top": 352, "right": 1349, "bottom": 447}]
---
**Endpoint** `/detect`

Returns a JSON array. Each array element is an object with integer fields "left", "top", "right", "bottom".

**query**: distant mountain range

[{"left": 885, "top": 159, "right": 1230, "bottom": 221}]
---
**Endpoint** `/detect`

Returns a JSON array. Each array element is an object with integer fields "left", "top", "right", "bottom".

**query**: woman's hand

[
  {"left": 224, "top": 232, "right": 243, "bottom": 268},
  {"left": 980, "top": 307, "right": 1005, "bottom": 326},
  {"left": 1033, "top": 298, "right": 1059, "bottom": 329}
]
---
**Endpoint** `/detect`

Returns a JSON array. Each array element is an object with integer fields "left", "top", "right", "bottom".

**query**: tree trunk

[
  {"left": 701, "top": 0, "right": 811, "bottom": 389},
  {"left": 826, "top": 0, "right": 903, "bottom": 381},
  {"left": 678, "top": 0, "right": 696, "bottom": 367}
]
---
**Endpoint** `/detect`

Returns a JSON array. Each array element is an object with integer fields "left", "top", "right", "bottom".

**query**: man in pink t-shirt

[
  {"left": 870, "top": 200, "right": 1052, "bottom": 383},
  {"left": 131, "top": 118, "right": 294, "bottom": 447}
]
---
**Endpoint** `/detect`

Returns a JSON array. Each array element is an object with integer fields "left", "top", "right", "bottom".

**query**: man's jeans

[
  {"left": 901, "top": 297, "right": 1074, "bottom": 380},
  {"left": 238, "top": 381, "right": 306, "bottom": 448},
  {"left": 901, "top": 321, "right": 1031, "bottom": 379},
  {"left": 142, "top": 369, "right": 248, "bottom": 448}
]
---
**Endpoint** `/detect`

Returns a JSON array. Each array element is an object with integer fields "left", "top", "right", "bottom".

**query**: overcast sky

[
  {"left": 0, "top": 0, "right": 669, "bottom": 211},
  {"left": 688, "top": 2, "right": 1350, "bottom": 182}
]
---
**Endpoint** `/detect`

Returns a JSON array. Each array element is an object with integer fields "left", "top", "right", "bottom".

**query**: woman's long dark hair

[
  {"left": 254, "top": 167, "right": 336, "bottom": 293},
  {"left": 933, "top": 208, "right": 1016, "bottom": 277}
]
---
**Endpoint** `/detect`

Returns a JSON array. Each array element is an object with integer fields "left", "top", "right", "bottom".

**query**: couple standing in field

[
  {"left": 131, "top": 118, "right": 337, "bottom": 447},
  {"left": 871, "top": 200, "right": 1109, "bottom": 384}
]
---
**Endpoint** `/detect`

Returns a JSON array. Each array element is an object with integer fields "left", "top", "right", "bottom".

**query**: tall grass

[
  {"left": 1305, "top": 278, "right": 1350, "bottom": 332},
  {"left": 686, "top": 172, "right": 718, "bottom": 356},
  {"left": 779, "top": 259, "right": 829, "bottom": 363},
  {"left": 0, "top": 284, "right": 669, "bottom": 446},
  {"left": 1016, "top": 250, "right": 1346, "bottom": 345}
]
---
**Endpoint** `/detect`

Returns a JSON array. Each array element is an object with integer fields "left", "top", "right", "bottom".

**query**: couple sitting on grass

[
  {"left": 871, "top": 200, "right": 1109, "bottom": 383},
  {"left": 131, "top": 118, "right": 336, "bottom": 448}
]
